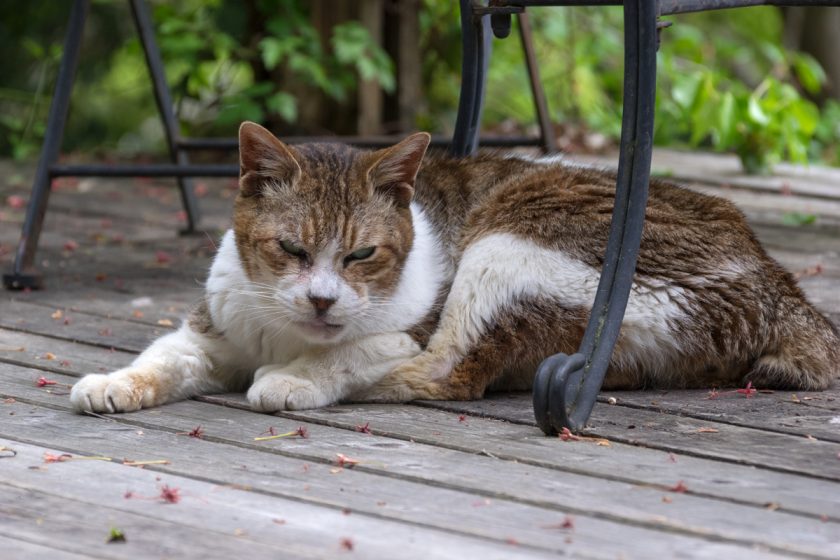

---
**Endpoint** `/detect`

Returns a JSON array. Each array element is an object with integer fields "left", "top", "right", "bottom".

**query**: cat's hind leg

[
  {"left": 356, "top": 234, "right": 599, "bottom": 402},
  {"left": 70, "top": 304, "right": 236, "bottom": 413}
]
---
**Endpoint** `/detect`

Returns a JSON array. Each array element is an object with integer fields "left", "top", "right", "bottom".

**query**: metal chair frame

[
  {"left": 6, "top": 0, "right": 839, "bottom": 434},
  {"left": 2, "top": 0, "right": 555, "bottom": 291},
  {"left": 453, "top": 0, "right": 840, "bottom": 435}
]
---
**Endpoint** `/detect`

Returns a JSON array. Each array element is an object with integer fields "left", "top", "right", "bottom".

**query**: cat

[{"left": 70, "top": 121, "right": 838, "bottom": 414}]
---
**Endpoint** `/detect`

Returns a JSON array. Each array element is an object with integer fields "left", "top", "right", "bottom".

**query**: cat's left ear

[{"left": 368, "top": 132, "right": 431, "bottom": 208}]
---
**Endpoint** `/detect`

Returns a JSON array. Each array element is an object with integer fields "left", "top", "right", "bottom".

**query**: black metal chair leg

[
  {"left": 129, "top": 0, "right": 200, "bottom": 233},
  {"left": 518, "top": 11, "right": 558, "bottom": 154},
  {"left": 451, "top": 0, "right": 492, "bottom": 157},
  {"left": 533, "top": 0, "right": 657, "bottom": 434},
  {"left": 3, "top": 0, "right": 90, "bottom": 290}
]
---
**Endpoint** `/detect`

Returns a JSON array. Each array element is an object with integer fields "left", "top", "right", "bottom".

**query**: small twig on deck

[
  {"left": 0, "top": 446, "right": 17, "bottom": 458},
  {"left": 254, "top": 426, "right": 308, "bottom": 441}
]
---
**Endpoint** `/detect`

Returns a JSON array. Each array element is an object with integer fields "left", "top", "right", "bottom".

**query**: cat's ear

[
  {"left": 238, "top": 121, "right": 301, "bottom": 197},
  {"left": 368, "top": 132, "right": 431, "bottom": 208}
]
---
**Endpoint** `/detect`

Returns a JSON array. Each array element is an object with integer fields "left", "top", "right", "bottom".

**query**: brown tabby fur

[{"left": 234, "top": 124, "right": 839, "bottom": 402}]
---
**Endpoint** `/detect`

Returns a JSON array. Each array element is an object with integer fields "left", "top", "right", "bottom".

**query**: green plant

[{"left": 150, "top": 0, "right": 394, "bottom": 133}]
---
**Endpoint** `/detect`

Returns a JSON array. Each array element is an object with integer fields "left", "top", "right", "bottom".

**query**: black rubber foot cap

[{"left": 3, "top": 272, "right": 44, "bottom": 290}]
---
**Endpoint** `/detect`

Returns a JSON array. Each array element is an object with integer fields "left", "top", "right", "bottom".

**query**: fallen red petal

[
  {"left": 63, "top": 239, "right": 79, "bottom": 252},
  {"left": 339, "top": 537, "right": 354, "bottom": 551},
  {"left": 559, "top": 427, "right": 581, "bottom": 442},
  {"left": 43, "top": 452, "right": 73, "bottom": 463},
  {"left": 669, "top": 480, "right": 688, "bottom": 493},
  {"left": 36, "top": 376, "right": 58, "bottom": 387},
  {"left": 336, "top": 453, "right": 360, "bottom": 468},
  {"left": 355, "top": 422, "right": 372, "bottom": 434},
  {"left": 155, "top": 251, "right": 174, "bottom": 264},
  {"left": 6, "top": 195, "right": 26, "bottom": 209},
  {"left": 159, "top": 484, "right": 181, "bottom": 504}
]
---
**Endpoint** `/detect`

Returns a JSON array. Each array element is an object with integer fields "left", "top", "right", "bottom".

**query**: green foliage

[
  {"left": 418, "top": 3, "right": 839, "bottom": 172},
  {"left": 654, "top": 10, "right": 824, "bottom": 173},
  {"left": 147, "top": 0, "right": 394, "bottom": 134},
  {"left": 2, "top": 1, "right": 840, "bottom": 174}
]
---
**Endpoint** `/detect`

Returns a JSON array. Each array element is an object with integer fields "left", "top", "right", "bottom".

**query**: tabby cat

[{"left": 70, "top": 122, "right": 838, "bottom": 414}]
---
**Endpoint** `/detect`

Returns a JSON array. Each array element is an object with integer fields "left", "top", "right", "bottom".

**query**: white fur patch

[{"left": 427, "top": 233, "right": 688, "bottom": 376}]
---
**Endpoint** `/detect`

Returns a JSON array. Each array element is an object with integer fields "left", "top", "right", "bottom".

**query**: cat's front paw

[
  {"left": 70, "top": 370, "right": 148, "bottom": 413},
  {"left": 247, "top": 370, "right": 331, "bottom": 412}
]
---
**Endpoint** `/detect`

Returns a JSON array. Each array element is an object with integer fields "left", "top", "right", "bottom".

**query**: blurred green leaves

[{"left": 2, "top": 1, "right": 840, "bottom": 175}]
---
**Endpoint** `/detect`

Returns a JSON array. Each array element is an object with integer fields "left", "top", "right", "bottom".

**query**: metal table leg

[
  {"left": 129, "top": 0, "right": 200, "bottom": 233},
  {"left": 533, "top": 0, "right": 657, "bottom": 434},
  {"left": 3, "top": 0, "right": 90, "bottom": 290},
  {"left": 451, "top": 0, "right": 492, "bottom": 157}
]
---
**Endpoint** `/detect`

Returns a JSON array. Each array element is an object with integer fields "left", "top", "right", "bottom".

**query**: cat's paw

[
  {"left": 70, "top": 370, "right": 148, "bottom": 413},
  {"left": 352, "top": 352, "right": 452, "bottom": 402},
  {"left": 247, "top": 370, "right": 331, "bottom": 412}
]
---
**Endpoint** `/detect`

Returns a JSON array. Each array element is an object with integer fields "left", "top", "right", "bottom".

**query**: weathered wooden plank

[
  {"left": 0, "top": 535, "right": 93, "bottom": 560},
  {"left": 20, "top": 296, "right": 195, "bottom": 333},
  {"left": 0, "top": 484, "right": 302, "bottom": 560},
  {"left": 3, "top": 333, "right": 840, "bottom": 518},
  {"left": 0, "top": 298, "right": 165, "bottom": 353},
  {"left": 417, "top": 394, "right": 840, "bottom": 481},
  {"left": 0, "top": 327, "right": 135, "bottom": 375},
  {"left": 573, "top": 148, "right": 840, "bottom": 202},
  {"left": 1, "top": 371, "right": 836, "bottom": 559},
  {"left": 1, "top": 439, "right": 553, "bottom": 560},
  {"left": 751, "top": 224, "right": 840, "bottom": 255},
  {"left": 210, "top": 396, "right": 840, "bottom": 520},
  {"left": 599, "top": 390, "right": 840, "bottom": 442},
  {"left": 0, "top": 402, "right": 775, "bottom": 560}
]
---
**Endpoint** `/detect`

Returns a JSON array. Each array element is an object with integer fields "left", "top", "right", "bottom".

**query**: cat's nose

[{"left": 308, "top": 295, "right": 337, "bottom": 315}]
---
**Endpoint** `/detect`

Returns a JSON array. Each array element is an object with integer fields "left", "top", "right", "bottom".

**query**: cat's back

[{"left": 415, "top": 152, "right": 752, "bottom": 267}]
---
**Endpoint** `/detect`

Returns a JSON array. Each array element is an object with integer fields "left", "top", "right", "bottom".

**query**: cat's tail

[{"left": 747, "top": 293, "right": 839, "bottom": 390}]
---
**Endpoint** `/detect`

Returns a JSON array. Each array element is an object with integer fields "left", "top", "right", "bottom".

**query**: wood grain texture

[
  {"left": 1, "top": 367, "right": 837, "bottom": 559},
  {"left": 3, "top": 154, "right": 840, "bottom": 559}
]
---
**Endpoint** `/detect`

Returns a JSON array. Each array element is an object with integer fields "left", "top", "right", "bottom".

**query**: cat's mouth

[{"left": 296, "top": 319, "right": 344, "bottom": 338}]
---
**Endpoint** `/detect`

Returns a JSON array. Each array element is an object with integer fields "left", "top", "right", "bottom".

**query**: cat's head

[{"left": 233, "top": 121, "right": 430, "bottom": 344}]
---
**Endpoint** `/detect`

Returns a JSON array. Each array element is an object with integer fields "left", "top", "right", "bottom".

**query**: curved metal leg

[
  {"left": 3, "top": 0, "right": 90, "bottom": 290},
  {"left": 129, "top": 0, "right": 200, "bottom": 233},
  {"left": 533, "top": 0, "right": 658, "bottom": 434},
  {"left": 451, "top": 0, "right": 492, "bottom": 157}
]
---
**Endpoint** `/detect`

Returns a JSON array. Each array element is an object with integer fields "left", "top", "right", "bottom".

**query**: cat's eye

[
  {"left": 344, "top": 246, "right": 376, "bottom": 265},
  {"left": 279, "top": 240, "right": 308, "bottom": 259}
]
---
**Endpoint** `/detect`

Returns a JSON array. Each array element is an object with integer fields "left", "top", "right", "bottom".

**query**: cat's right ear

[{"left": 238, "top": 121, "right": 301, "bottom": 197}]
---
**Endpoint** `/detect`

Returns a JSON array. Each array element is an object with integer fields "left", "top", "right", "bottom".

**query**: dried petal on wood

[
  {"left": 159, "top": 484, "right": 181, "bottom": 504},
  {"left": 355, "top": 422, "right": 372, "bottom": 434},
  {"left": 697, "top": 427, "right": 719, "bottom": 433},
  {"left": 36, "top": 376, "right": 58, "bottom": 387},
  {"left": 43, "top": 452, "right": 73, "bottom": 463},
  {"left": 335, "top": 453, "right": 360, "bottom": 468},
  {"left": 736, "top": 381, "right": 756, "bottom": 397},
  {"left": 339, "top": 538, "right": 354, "bottom": 551},
  {"left": 542, "top": 516, "right": 575, "bottom": 530},
  {"left": 559, "top": 427, "right": 581, "bottom": 442},
  {"left": 668, "top": 480, "right": 688, "bottom": 493}
]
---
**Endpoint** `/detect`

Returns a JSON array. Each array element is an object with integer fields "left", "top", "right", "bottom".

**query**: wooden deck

[{"left": 1, "top": 149, "right": 839, "bottom": 559}]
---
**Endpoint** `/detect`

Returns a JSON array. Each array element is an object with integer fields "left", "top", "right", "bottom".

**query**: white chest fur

[{"left": 204, "top": 203, "right": 446, "bottom": 370}]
